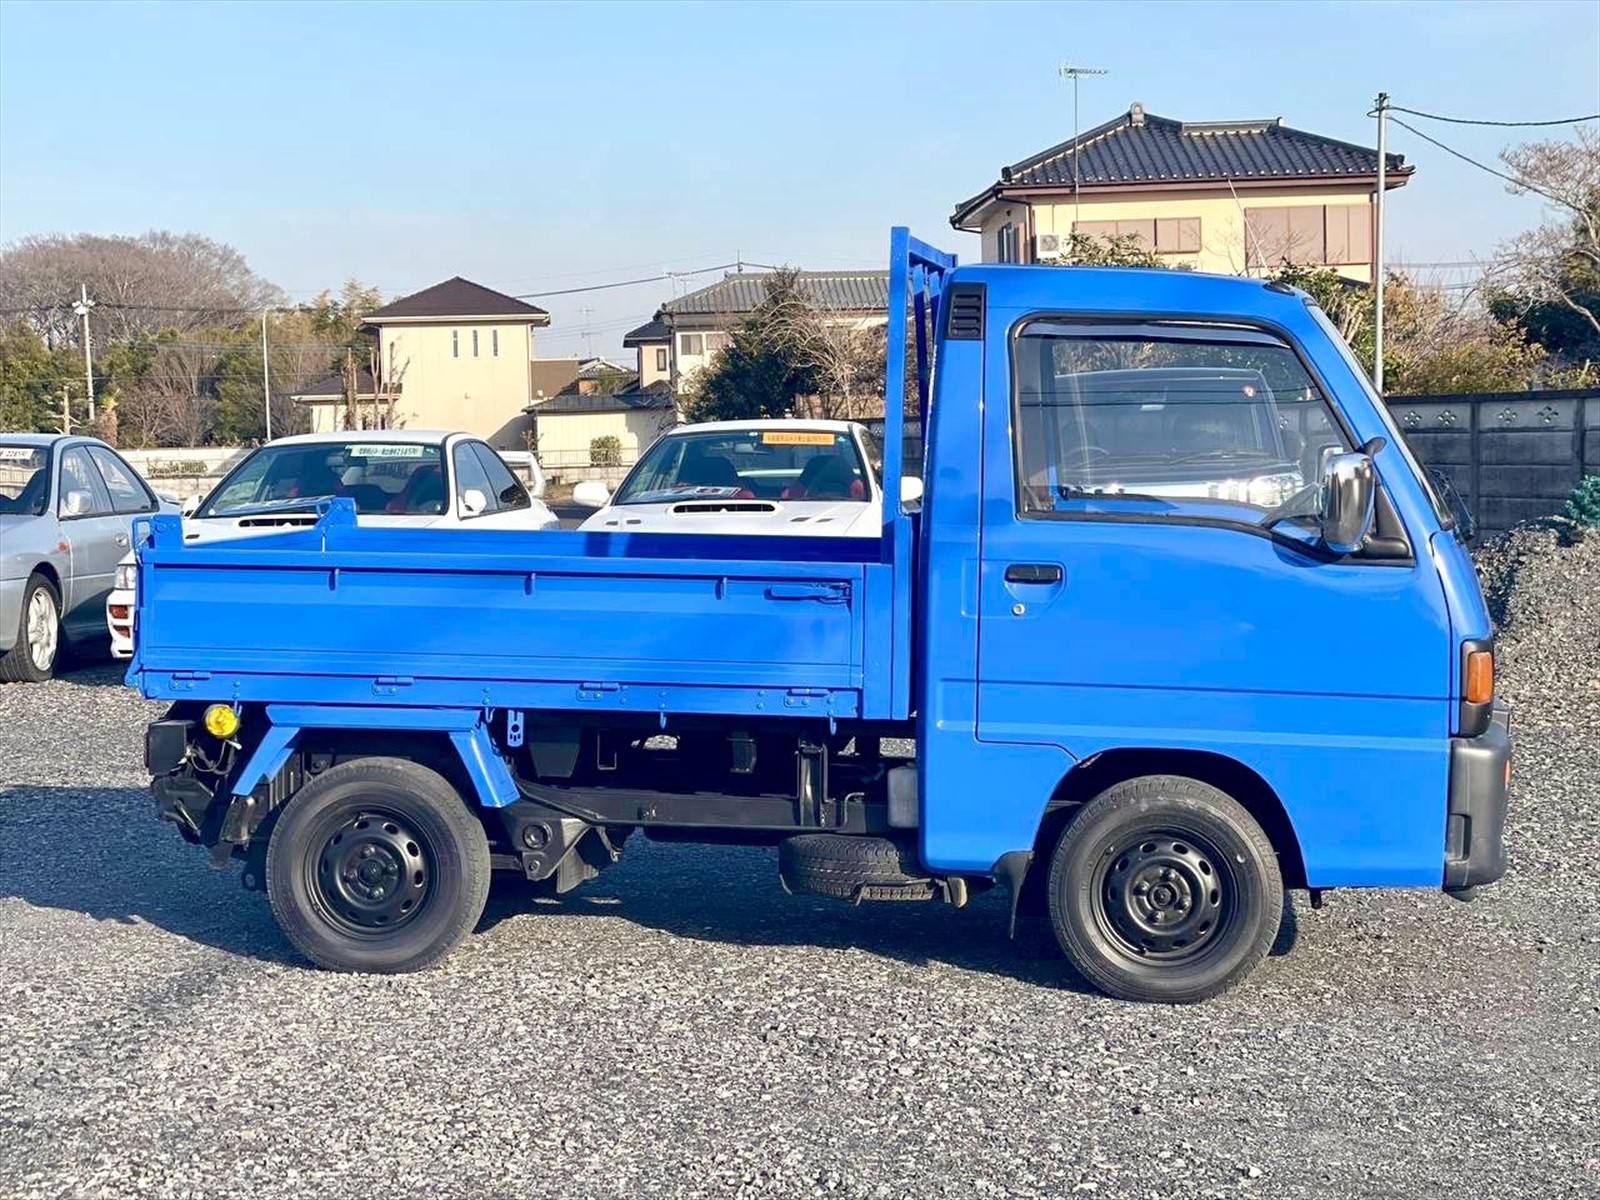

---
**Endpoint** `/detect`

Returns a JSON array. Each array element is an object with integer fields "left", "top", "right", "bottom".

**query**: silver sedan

[{"left": 0, "top": 433, "right": 177, "bottom": 682}]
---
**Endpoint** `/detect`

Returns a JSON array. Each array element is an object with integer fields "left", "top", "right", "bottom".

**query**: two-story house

[
  {"left": 952, "top": 103, "right": 1413, "bottom": 282},
  {"left": 311, "top": 277, "right": 553, "bottom": 443},
  {"left": 624, "top": 271, "right": 891, "bottom": 392}
]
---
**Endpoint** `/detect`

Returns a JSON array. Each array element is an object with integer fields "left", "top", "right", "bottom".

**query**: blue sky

[{"left": 2, "top": 0, "right": 1597, "bottom": 357}]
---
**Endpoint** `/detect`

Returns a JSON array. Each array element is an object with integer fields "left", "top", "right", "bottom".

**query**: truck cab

[{"left": 130, "top": 231, "right": 1509, "bottom": 1003}]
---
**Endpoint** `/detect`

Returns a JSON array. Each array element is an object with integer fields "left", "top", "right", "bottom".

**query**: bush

[
  {"left": 589, "top": 435, "right": 622, "bottom": 468},
  {"left": 1564, "top": 475, "right": 1600, "bottom": 527}
]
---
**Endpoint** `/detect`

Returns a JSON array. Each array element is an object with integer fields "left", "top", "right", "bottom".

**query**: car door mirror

[
  {"left": 1319, "top": 452, "right": 1376, "bottom": 554},
  {"left": 459, "top": 488, "right": 489, "bottom": 516},
  {"left": 899, "top": 476, "right": 924, "bottom": 508},
  {"left": 61, "top": 489, "right": 93, "bottom": 517},
  {"left": 571, "top": 480, "right": 611, "bottom": 509}
]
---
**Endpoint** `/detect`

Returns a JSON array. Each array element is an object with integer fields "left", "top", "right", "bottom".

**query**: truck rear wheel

[
  {"left": 264, "top": 757, "right": 490, "bottom": 973},
  {"left": 1046, "top": 775, "right": 1282, "bottom": 1004}
]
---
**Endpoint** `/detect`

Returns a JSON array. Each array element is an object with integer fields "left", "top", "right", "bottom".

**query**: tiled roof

[
  {"left": 662, "top": 271, "right": 889, "bottom": 317},
  {"left": 622, "top": 318, "right": 671, "bottom": 345},
  {"left": 953, "top": 105, "right": 1412, "bottom": 226},
  {"left": 530, "top": 386, "right": 673, "bottom": 415},
  {"left": 367, "top": 277, "right": 549, "bottom": 321}
]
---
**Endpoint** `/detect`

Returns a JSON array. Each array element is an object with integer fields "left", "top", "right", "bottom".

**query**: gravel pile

[{"left": 2, "top": 535, "right": 1598, "bottom": 1200}]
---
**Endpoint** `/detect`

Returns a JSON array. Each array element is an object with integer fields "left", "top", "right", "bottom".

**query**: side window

[
  {"left": 655, "top": 347, "right": 668, "bottom": 372},
  {"left": 451, "top": 442, "right": 494, "bottom": 515},
  {"left": 1012, "top": 321, "right": 1351, "bottom": 530},
  {"left": 58, "top": 446, "right": 114, "bottom": 517},
  {"left": 88, "top": 446, "right": 156, "bottom": 514},
  {"left": 470, "top": 443, "right": 530, "bottom": 511},
  {"left": 680, "top": 333, "right": 703, "bottom": 356}
]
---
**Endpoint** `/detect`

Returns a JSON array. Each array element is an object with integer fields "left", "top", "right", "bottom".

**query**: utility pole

[
  {"left": 261, "top": 309, "right": 273, "bottom": 441},
  {"left": 60, "top": 384, "right": 72, "bottom": 435},
  {"left": 72, "top": 285, "right": 96, "bottom": 422},
  {"left": 1373, "top": 92, "right": 1389, "bottom": 393},
  {"left": 1059, "top": 64, "right": 1108, "bottom": 239}
]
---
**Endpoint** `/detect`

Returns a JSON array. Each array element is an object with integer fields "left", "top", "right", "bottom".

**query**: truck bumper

[{"left": 1444, "top": 704, "right": 1511, "bottom": 892}]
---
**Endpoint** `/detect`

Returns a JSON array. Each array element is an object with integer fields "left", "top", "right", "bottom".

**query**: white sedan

[
  {"left": 108, "top": 430, "right": 557, "bottom": 657},
  {"left": 571, "top": 419, "right": 921, "bottom": 537}
]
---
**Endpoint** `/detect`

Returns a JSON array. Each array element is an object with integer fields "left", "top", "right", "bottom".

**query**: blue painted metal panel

[
  {"left": 450, "top": 724, "right": 521, "bottom": 809},
  {"left": 230, "top": 721, "right": 299, "bottom": 798}
]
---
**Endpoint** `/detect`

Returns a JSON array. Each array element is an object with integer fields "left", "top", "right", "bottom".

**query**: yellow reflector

[
  {"left": 1464, "top": 651, "right": 1494, "bottom": 705},
  {"left": 204, "top": 704, "right": 240, "bottom": 739}
]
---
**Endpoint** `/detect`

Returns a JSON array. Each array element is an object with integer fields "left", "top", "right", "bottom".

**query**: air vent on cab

[{"left": 943, "top": 283, "right": 985, "bottom": 341}]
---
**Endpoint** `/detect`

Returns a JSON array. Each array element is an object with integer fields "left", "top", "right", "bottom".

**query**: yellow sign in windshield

[{"left": 760, "top": 431, "right": 836, "bottom": 446}]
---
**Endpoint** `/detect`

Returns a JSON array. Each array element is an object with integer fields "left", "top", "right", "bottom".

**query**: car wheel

[
  {"left": 265, "top": 757, "right": 490, "bottom": 973},
  {"left": 1046, "top": 775, "right": 1283, "bottom": 1004},
  {"left": 0, "top": 573, "right": 62, "bottom": 683}
]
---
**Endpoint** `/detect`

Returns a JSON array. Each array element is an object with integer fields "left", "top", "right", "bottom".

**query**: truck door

[{"left": 974, "top": 316, "right": 1455, "bottom": 888}]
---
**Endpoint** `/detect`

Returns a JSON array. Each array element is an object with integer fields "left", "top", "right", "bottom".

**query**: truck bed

[{"left": 129, "top": 504, "right": 908, "bottom": 722}]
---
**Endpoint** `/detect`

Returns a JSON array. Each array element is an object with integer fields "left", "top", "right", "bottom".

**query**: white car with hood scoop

[
  {"left": 571, "top": 420, "right": 922, "bottom": 537},
  {"left": 107, "top": 430, "right": 555, "bottom": 657}
]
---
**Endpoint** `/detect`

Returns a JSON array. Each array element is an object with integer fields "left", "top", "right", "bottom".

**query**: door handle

[{"left": 1004, "top": 563, "right": 1063, "bottom": 584}]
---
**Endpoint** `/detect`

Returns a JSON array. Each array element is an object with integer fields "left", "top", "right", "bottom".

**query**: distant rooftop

[
  {"left": 953, "top": 103, "right": 1412, "bottom": 227},
  {"left": 662, "top": 270, "right": 889, "bottom": 318},
  {"left": 622, "top": 318, "right": 671, "bottom": 346},
  {"left": 367, "top": 277, "right": 550, "bottom": 322}
]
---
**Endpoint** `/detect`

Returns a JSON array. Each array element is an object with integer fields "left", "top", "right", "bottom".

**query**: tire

[
  {"left": 779, "top": 833, "right": 933, "bottom": 901},
  {"left": 0, "top": 573, "right": 61, "bottom": 683},
  {"left": 1046, "top": 775, "right": 1282, "bottom": 1004},
  {"left": 264, "top": 757, "right": 491, "bottom": 973}
]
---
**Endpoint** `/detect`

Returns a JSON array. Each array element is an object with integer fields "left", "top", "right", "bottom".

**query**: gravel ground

[{"left": 2, "top": 531, "right": 1598, "bottom": 1200}]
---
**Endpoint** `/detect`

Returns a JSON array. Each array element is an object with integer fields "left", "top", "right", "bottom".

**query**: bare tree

[
  {"left": 759, "top": 275, "right": 886, "bottom": 419},
  {"left": 0, "top": 231, "right": 283, "bottom": 345},
  {"left": 122, "top": 339, "right": 221, "bottom": 446},
  {"left": 1491, "top": 128, "right": 1600, "bottom": 341}
]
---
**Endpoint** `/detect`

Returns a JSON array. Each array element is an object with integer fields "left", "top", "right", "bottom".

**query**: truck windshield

[
  {"left": 0, "top": 444, "right": 50, "bottom": 516},
  {"left": 198, "top": 441, "right": 447, "bottom": 517},
  {"left": 614, "top": 428, "right": 871, "bottom": 504},
  {"left": 1013, "top": 322, "right": 1351, "bottom": 525}
]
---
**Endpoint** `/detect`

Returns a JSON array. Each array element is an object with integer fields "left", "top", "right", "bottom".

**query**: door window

[
  {"left": 58, "top": 446, "right": 114, "bottom": 517},
  {"left": 451, "top": 442, "right": 494, "bottom": 515},
  {"left": 1012, "top": 321, "right": 1351, "bottom": 531},
  {"left": 469, "top": 443, "right": 530, "bottom": 511},
  {"left": 87, "top": 446, "right": 156, "bottom": 514}
]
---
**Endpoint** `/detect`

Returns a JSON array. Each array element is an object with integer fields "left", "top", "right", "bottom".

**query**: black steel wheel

[
  {"left": 265, "top": 757, "right": 490, "bottom": 973},
  {"left": 1046, "top": 775, "right": 1282, "bottom": 1003}
]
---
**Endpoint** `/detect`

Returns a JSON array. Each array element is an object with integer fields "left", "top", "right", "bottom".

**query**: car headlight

[
  {"left": 114, "top": 563, "right": 137, "bottom": 591},
  {"left": 1247, "top": 472, "right": 1303, "bottom": 509}
]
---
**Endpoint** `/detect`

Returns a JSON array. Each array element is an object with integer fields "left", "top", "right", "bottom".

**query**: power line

[
  {"left": 1386, "top": 104, "right": 1599, "bottom": 128},
  {"left": 1386, "top": 115, "right": 1565, "bottom": 204},
  {"left": 514, "top": 261, "right": 779, "bottom": 300}
]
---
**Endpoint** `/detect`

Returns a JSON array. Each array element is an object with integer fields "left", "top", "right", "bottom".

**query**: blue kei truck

[{"left": 127, "top": 230, "right": 1510, "bottom": 1003}]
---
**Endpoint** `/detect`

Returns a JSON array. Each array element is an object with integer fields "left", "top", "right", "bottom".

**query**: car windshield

[
  {"left": 613, "top": 428, "right": 871, "bottom": 504},
  {"left": 198, "top": 441, "right": 447, "bottom": 517},
  {"left": 0, "top": 444, "right": 50, "bottom": 516}
]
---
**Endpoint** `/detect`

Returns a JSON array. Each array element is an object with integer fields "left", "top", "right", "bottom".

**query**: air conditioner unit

[{"left": 1033, "top": 232, "right": 1064, "bottom": 259}]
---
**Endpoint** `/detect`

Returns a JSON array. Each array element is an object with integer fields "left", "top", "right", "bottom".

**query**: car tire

[
  {"left": 0, "top": 572, "right": 62, "bottom": 683},
  {"left": 1046, "top": 775, "right": 1282, "bottom": 1004},
  {"left": 264, "top": 757, "right": 491, "bottom": 973}
]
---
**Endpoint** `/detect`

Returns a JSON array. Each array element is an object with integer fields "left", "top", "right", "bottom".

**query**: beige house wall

[
  {"left": 978, "top": 185, "right": 1377, "bottom": 282},
  {"left": 533, "top": 408, "right": 675, "bottom": 474},
  {"left": 635, "top": 341, "right": 672, "bottom": 388},
  {"left": 374, "top": 320, "right": 540, "bottom": 436}
]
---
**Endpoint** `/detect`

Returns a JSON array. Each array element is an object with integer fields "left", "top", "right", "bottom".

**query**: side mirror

[
  {"left": 1319, "top": 452, "right": 1376, "bottom": 554},
  {"left": 460, "top": 488, "right": 489, "bottom": 516},
  {"left": 571, "top": 480, "right": 611, "bottom": 509},
  {"left": 898, "top": 476, "right": 924, "bottom": 508},
  {"left": 181, "top": 494, "right": 202, "bottom": 517},
  {"left": 61, "top": 489, "right": 93, "bottom": 517}
]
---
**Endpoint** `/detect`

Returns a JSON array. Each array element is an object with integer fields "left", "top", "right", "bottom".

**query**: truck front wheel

[
  {"left": 1046, "top": 775, "right": 1282, "bottom": 1004},
  {"left": 264, "top": 758, "right": 490, "bottom": 973}
]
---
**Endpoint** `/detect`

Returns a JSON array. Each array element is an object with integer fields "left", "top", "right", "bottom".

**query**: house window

[
  {"left": 1154, "top": 217, "right": 1202, "bottom": 254},
  {"left": 655, "top": 347, "right": 668, "bottom": 371},
  {"left": 1074, "top": 219, "right": 1156, "bottom": 249},
  {"left": 997, "top": 222, "right": 1020, "bottom": 263},
  {"left": 452, "top": 330, "right": 459, "bottom": 358},
  {"left": 1324, "top": 205, "right": 1373, "bottom": 265},
  {"left": 492, "top": 329, "right": 500, "bottom": 357},
  {"left": 472, "top": 329, "right": 480, "bottom": 357},
  {"left": 1245, "top": 207, "right": 1327, "bottom": 268},
  {"left": 704, "top": 332, "right": 731, "bottom": 353},
  {"left": 680, "top": 333, "right": 704, "bottom": 356}
]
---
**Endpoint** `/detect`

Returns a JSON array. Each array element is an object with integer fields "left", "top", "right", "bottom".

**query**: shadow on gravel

[
  {"left": 0, "top": 784, "right": 298, "bottom": 966},
  {"left": 53, "top": 656, "right": 129, "bottom": 688},
  {"left": 2, "top": 784, "right": 1287, "bottom": 993}
]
